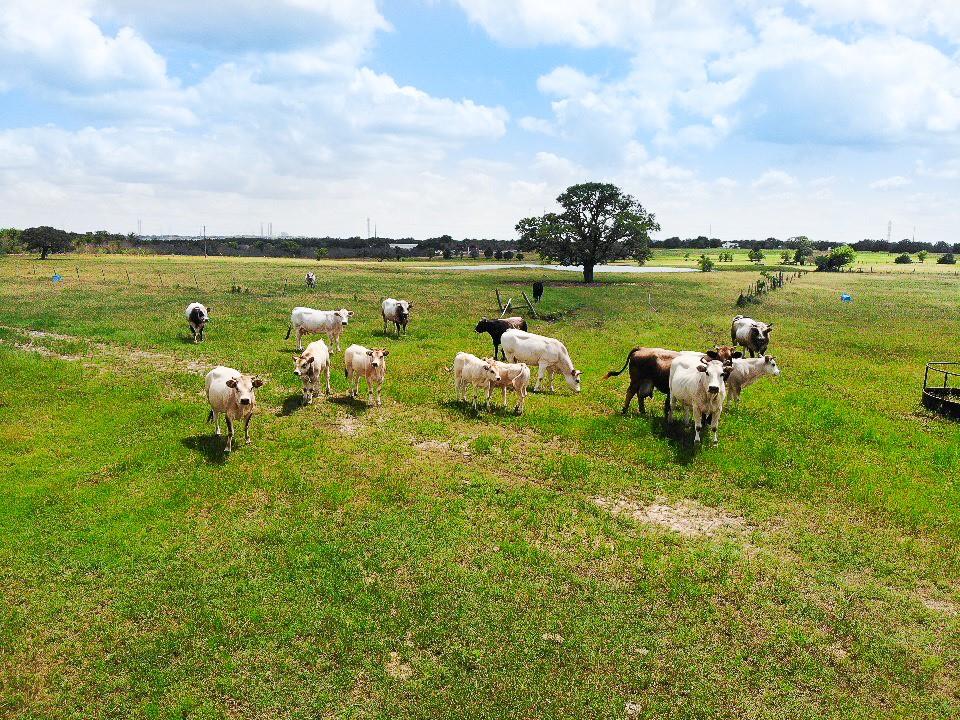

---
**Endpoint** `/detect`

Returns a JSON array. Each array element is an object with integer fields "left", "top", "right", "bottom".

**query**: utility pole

[
  {"left": 137, "top": 218, "right": 142, "bottom": 236},
  {"left": 367, "top": 217, "right": 371, "bottom": 239},
  {"left": 203, "top": 225, "right": 207, "bottom": 257}
]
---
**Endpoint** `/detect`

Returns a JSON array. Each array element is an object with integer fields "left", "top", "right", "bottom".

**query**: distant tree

[
  {"left": 917, "top": 250, "right": 929, "bottom": 263},
  {"left": 815, "top": 245, "right": 855, "bottom": 271},
  {"left": 937, "top": 252, "right": 956, "bottom": 264},
  {"left": 483, "top": 247, "right": 493, "bottom": 259},
  {"left": 494, "top": 249, "right": 503, "bottom": 260},
  {"left": 697, "top": 254, "right": 715, "bottom": 272},
  {"left": 22, "top": 226, "right": 74, "bottom": 259},
  {"left": 515, "top": 252, "right": 525, "bottom": 261},
  {"left": 780, "top": 250, "right": 792, "bottom": 264},
  {"left": 441, "top": 247, "right": 452, "bottom": 260},
  {"left": 515, "top": 182, "right": 659, "bottom": 282},
  {"left": 0, "top": 227, "right": 23, "bottom": 254},
  {"left": 748, "top": 247, "right": 765, "bottom": 263},
  {"left": 503, "top": 250, "right": 514, "bottom": 260},
  {"left": 316, "top": 247, "right": 328, "bottom": 259},
  {"left": 894, "top": 253, "right": 913, "bottom": 264},
  {"left": 793, "top": 237, "right": 814, "bottom": 265},
  {"left": 469, "top": 246, "right": 479, "bottom": 259}
]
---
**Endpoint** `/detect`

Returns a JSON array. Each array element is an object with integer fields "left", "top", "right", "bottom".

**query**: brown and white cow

[
  {"left": 344, "top": 344, "right": 388, "bottom": 406},
  {"left": 604, "top": 345, "right": 740, "bottom": 415}
]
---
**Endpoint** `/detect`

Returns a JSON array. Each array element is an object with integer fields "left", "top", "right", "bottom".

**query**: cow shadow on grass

[
  {"left": 181, "top": 433, "right": 230, "bottom": 465},
  {"left": 328, "top": 394, "right": 372, "bottom": 413},
  {"left": 638, "top": 412, "right": 699, "bottom": 465},
  {"left": 278, "top": 393, "right": 306, "bottom": 417}
]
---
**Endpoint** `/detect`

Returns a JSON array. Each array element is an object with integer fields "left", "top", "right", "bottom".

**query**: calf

[
  {"left": 381, "top": 298, "right": 412, "bottom": 336},
  {"left": 475, "top": 316, "right": 527, "bottom": 360},
  {"left": 726, "top": 355, "right": 780, "bottom": 403},
  {"left": 185, "top": 302, "right": 211, "bottom": 343},
  {"left": 305, "top": 272, "right": 317, "bottom": 288},
  {"left": 344, "top": 344, "right": 389, "bottom": 406},
  {"left": 453, "top": 352, "right": 502, "bottom": 411},
  {"left": 293, "top": 339, "right": 332, "bottom": 404},
  {"left": 533, "top": 281, "right": 544, "bottom": 303},
  {"left": 667, "top": 356, "right": 732, "bottom": 445},
  {"left": 731, "top": 315, "right": 774, "bottom": 357},
  {"left": 286, "top": 306, "right": 353, "bottom": 351},
  {"left": 604, "top": 346, "right": 739, "bottom": 415},
  {"left": 500, "top": 329, "right": 581, "bottom": 393},
  {"left": 205, "top": 366, "right": 264, "bottom": 453},
  {"left": 488, "top": 359, "right": 531, "bottom": 414}
]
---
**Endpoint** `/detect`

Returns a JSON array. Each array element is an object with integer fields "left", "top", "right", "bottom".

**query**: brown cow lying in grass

[{"left": 604, "top": 345, "right": 740, "bottom": 415}]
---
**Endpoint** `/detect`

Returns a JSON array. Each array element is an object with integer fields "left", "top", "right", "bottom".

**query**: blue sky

[{"left": 2, "top": 1, "right": 959, "bottom": 242}]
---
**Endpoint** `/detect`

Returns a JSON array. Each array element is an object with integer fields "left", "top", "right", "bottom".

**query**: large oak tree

[
  {"left": 22, "top": 226, "right": 74, "bottom": 260},
  {"left": 516, "top": 182, "right": 659, "bottom": 282}
]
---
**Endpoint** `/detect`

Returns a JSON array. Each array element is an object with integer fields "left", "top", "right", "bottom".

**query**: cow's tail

[
  {"left": 206, "top": 409, "right": 214, "bottom": 423},
  {"left": 603, "top": 350, "right": 634, "bottom": 380},
  {"left": 285, "top": 324, "right": 292, "bottom": 340}
]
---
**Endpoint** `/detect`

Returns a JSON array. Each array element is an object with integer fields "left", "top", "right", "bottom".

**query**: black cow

[
  {"left": 533, "top": 281, "right": 544, "bottom": 303},
  {"left": 475, "top": 316, "right": 528, "bottom": 360}
]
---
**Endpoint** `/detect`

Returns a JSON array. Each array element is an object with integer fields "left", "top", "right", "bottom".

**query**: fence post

[
  {"left": 157, "top": 270, "right": 163, "bottom": 287},
  {"left": 75, "top": 267, "right": 81, "bottom": 284},
  {"left": 126, "top": 270, "right": 131, "bottom": 285}
]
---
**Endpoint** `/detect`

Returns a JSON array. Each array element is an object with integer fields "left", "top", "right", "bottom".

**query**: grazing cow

[
  {"left": 488, "top": 359, "right": 531, "bottom": 414},
  {"left": 286, "top": 306, "right": 353, "bottom": 351},
  {"left": 452, "top": 352, "right": 502, "bottom": 411},
  {"left": 305, "top": 272, "right": 317, "bottom": 288},
  {"left": 726, "top": 355, "right": 780, "bottom": 403},
  {"left": 500, "top": 329, "right": 581, "bottom": 393},
  {"left": 667, "top": 356, "right": 732, "bottom": 445},
  {"left": 475, "top": 316, "right": 527, "bottom": 360},
  {"left": 344, "top": 344, "right": 389, "bottom": 406},
  {"left": 293, "top": 339, "right": 332, "bottom": 404},
  {"left": 185, "top": 302, "right": 211, "bottom": 343},
  {"left": 604, "top": 346, "right": 740, "bottom": 415},
  {"left": 533, "top": 281, "right": 544, "bottom": 303},
  {"left": 381, "top": 298, "right": 412, "bottom": 336},
  {"left": 205, "top": 366, "right": 264, "bottom": 453},
  {"left": 731, "top": 315, "right": 774, "bottom": 357}
]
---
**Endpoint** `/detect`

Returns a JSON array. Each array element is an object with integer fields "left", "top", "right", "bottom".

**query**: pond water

[{"left": 414, "top": 263, "right": 697, "bottom": 274}]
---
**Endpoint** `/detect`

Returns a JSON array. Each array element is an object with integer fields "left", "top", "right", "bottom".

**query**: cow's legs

[
  {"left": 515, "top": 389, "right": 526, "bottom": 414},
  {"left": 366, "top": 376, "right": 374, "bottom": 405},
  {"left": 296, "top": 328, "right": 304, "bottom": 352},
  {"left": 622, "top": 381, "right": 639, "bottom": 415},
  {"left": 533, "top": 362, "right": 548, "bottom": 391},
  {"left": 709, "top": 411, "right": 721, "bottom": 446},
  {"left": 546, "top": 368, "right": 555, "bottom": 392},
  {"left": 212, "top": 410, "right": 221, "bottom": 435},
  {"left": 485, "top": 385, "right": 493, "bottom": 412},
  {"left": 225, "top": 417, "right": 234, "bottom": 452},
  {"left": 324, "top": 364, "right": 331, "bottom": 394},
  {"left": 693, "top": 410, "right": 704, "bottom": 444},
  {"left": 244, "top": 415, "right": 252, "bottom": 444},
  {"left": 502, "top": 386, "right": 508, "bottom": 408}
]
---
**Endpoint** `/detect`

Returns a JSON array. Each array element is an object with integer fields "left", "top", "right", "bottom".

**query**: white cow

[
  {"left": 500, "top": 329, "right": 581, "bottom": 393},
  {"left": 205, "top": 366, "right": 264, "bottom": 453},
  {"left": 305, "top": 272, "right": 317, "bottom": 288},
  {"left": 381, "top": 298, "right": 412, "bottom": 336},
  {"left": 726, "top": 355, "right": 780, "bottom": 403},
  {"left": 344, "top": 344, "right": 389, "bottom": 406},
  {"left": 452, "top": 352, "right": 502, "bottom": 411},
  {"left": 293, "top": 340, "right": 332, "bottom": 404},
  {"left": 667, "top": 355, "right": 732, "bottom": 445},
  {"left": 488, "top": 359, "right": 531, "bottom": 414},
  {"left": 286, "top": 306, "right": 353, "bottom": 351},
  {"left": 731, "top": 315, "right": 774, "bottom": 358},
  {"left": 185, "top": 302, "right": 210, "bottom": 343}
]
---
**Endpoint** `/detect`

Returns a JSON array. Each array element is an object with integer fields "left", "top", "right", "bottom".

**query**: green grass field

[{"left": 1, "top": 253, "right": 958, "bottom": 719}]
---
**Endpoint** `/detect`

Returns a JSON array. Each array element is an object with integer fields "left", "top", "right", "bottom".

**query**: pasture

[{"left": 1, "top": 254, "right": 958, "bottom": 719}]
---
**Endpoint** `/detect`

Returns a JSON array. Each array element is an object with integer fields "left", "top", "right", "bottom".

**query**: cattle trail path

[
  {"left": 592, "top": 495, "right": 748, "bottom": 537},
  {"left": 0, "top": 325, "right": 209, "bottom": 376}
]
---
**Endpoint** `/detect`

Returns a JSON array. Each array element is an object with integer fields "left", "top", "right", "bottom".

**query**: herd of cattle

[{"left": 185, "top": 289, "right": 780, "bottom": 452}]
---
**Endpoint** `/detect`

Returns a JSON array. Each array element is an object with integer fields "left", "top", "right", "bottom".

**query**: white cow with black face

[
  {"left": 731, "top": 315, "right": 774, "bottom": 358},
  {"left": 205, "top": 366, "right": 264, "bottom": 453},
  {"left": 185, "top": 302, "right": 210, "bottom": 343},
  {"left": 667, "top": 355, "right": 732, "bottom": 445},
  {"left": 305, "top": 272, "right": 317, "bottom": 288},
  {"left": 381, "top": 298, "right": 412, "bottom": 336}
]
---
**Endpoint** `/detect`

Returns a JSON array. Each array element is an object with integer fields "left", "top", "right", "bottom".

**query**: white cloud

[
  {"left": 869, "top": 175, "right": 912, "bottom": 190},
  {"left": 752, "top": 170, "right": 797, "bottom": 190}
]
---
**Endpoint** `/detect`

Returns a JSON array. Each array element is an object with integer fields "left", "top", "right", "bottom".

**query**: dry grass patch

[{"left": 592, "top": 495, "right": 747, "bottom": 537}]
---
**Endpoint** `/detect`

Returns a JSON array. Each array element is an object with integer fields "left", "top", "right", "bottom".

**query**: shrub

[
  {"left": 894, "top": 253, "right": 913, "bottom": 264},
  {"left": 697, "top": 254, "right": 715, "bottom": 272},
  {"left": 814, "top": 245, "right": 855, "bottom": 272},
  {"left": 937, "top": 253, "right": 956, "bottom": 264}
]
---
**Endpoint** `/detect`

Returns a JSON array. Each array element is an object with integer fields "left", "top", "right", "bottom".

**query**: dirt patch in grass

[
  {"left": 592, "top": 495, "right": 747, "bottom": 537},
  {"left": 337, "top": 415, "right": 361, "bottom": 436},
  {"left": 385, "top": 651, "right": 413, "bottom": 681},
  {"left": 917, "top": 587, "right": 959, "bottom": 616}
]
